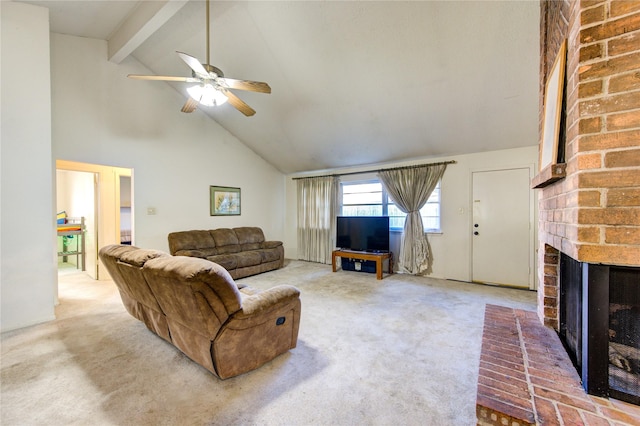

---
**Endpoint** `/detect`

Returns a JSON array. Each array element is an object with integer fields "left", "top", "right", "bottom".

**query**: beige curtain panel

[
  {"left": 378, "top": 164, "right": 447, "bottom": 275},
  {"left": 297, "top": 176, "right": 339, "bottom": 264}
]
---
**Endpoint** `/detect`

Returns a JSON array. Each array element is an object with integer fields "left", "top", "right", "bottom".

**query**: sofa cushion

[
  {"left": 210, "top": 229, "right": 240, "bottom": 254},
  {"left": 235, "top": 251, "right": 263, "bottom": 268},
  {"left": 234, "top": 227, "right": 265, "bottom": 251},
  {"left": 168, "top": 230, "right": 216, "bottom": 255},
  {"left": 175, "top": 248, "right": 218, "bottom": 258},
  {"left": 207, "top": 254, "right": 238, "bottom": 270},
  {"left": 241, "top": 242, "right": 262, "bottom": 251}
]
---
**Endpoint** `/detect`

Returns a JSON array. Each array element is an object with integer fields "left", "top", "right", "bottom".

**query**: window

[
  {"left": 340, "top": 180, "right": 441, "bottom": 232},
  {"left": 341, "top": 182, "right": 383, "bottom": 216}
]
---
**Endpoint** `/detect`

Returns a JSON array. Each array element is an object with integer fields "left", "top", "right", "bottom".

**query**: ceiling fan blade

[
  {"left": 181, "top": 97, "right": 198, "bottom": 113},
  {"left": 176, "top": 51, "right": 209, "bottom": 77},
  {"left": 128, "top": 74, "right": 199, "bottom": 83},
  {"left": 224, "top": 91, "right": 256, "bottom": 116},
  {"left": 218, "top": 77, "right": 271, "bottom": 94}
]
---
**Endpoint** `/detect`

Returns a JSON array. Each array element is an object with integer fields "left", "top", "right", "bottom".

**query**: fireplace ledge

[
  {"left": 476, "top": 304, "right": 640, "bottom": 425},
  {"left": 531, "top": 163, "right": 566, "bottom": 189}
]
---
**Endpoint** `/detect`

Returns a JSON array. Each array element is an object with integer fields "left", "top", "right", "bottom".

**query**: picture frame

[
  {"left": 540, "top": 39, "right": 567, "bottom": 170},
  {"left": 210, "top": 186, "right": 241, "bottom": 216}
]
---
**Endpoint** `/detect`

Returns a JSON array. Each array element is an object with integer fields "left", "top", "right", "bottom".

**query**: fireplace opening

[
  {"left": 558, "top": 253, "right": 640, "bottom": 406},
  {"left": 609, "top": 267, "right": 640, "bottom": 404}
]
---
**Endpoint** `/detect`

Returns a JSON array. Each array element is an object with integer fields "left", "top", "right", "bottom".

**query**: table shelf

[{"left": 331, "top": 250, "right": 393, "bottom": 280}]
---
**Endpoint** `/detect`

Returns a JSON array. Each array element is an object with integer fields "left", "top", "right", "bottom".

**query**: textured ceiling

[{"left": 19, "top": 0, "right": 540, "bottom": 174}]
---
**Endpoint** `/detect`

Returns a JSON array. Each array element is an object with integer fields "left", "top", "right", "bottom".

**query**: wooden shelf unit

[
  {"left": 57, "top": 217, "right": 86, "bottom": 271},
  {"left": 332, "top": 249, "right": 393, "bottom": 280}
]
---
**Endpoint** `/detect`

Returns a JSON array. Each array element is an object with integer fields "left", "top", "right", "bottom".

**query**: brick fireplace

[{"left": 535, "top": 0, "right": 640, "bottom": 406}]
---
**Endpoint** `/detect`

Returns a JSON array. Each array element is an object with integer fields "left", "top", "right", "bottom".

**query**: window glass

[
  {"left": 342, "top": 205, "right": 383, "bottom": 216},
  {"left": 340, "top": 180, "right": 441, "bottom": 232},
  {"left": 343, "top": 191, "right": 381, "bottom": 205}
]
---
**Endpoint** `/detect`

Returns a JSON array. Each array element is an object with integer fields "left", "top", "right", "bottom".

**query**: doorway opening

[
  {"left": 56, "top": 169, "right": 97, "bottom": 278},
  {"left": 119, "top": 175, "right": 132, "bottom": 245},
  {"left": 55, "top": 160, "right": 134, "bottom": 283}
]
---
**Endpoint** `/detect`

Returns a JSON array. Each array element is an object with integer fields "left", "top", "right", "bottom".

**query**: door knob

[
  {"left": 474, "top": 224, "right": 479, "bottom": 228},
  {"left": 474, "top": 231, "right": 479, "bottom": 236}
]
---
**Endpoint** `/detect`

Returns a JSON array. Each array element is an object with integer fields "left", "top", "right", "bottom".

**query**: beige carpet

[{"left": 1, "top": 260, "right": 536, "bottom": 425}]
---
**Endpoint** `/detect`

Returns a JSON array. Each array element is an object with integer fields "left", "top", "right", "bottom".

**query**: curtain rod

[{"left": 291, "top": 160, "right": 456, "bottom": 180}]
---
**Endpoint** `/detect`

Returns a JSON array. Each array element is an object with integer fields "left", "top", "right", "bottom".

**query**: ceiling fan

[{"left": 127, "top": 0, "right": 270, "bottom": 116}]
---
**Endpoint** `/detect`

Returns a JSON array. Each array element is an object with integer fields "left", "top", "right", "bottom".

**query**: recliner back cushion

[
  {"left": 210, "top": 229, "right": 240, "bottom": 254},
  {"left": 119, "top": 248, "right": 168, "bottom": 267},
  {"left": 99, "top": 245, "right": 141, "bottom": 297},
  {"left": 168, "top": 230, "right": 216, "bottom": 255},
  {"left": 116, "top": 249, "right": 169, "bottom": 311},
  {"left": 234, "top": 227, "right": 265, "bottom": 251},
  {"left": 142, "top": 256, "right": 242, "bottom": 338}
]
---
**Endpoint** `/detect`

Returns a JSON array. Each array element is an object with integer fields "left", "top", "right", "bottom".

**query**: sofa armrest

[
  {"left": 262, "top": 240, "right": 283, "bottom": 249},
  {"left": 234, "top": 285, "right": 299, "bottom": 317},
  {"left": 214, "top": 284, "right": 301, "bottom": 379}
]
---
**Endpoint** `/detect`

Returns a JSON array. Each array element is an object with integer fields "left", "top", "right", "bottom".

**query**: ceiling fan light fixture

[
  {"left": 128, "top": 0, "right": 269, "bottom": 116},
  {"left": 187, "top": 83, "right": 228, "bottom": 107}
]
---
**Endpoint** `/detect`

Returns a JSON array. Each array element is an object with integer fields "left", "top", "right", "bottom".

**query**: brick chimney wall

[{"left": 537, "top": 0, "right": 640, "bottom": 328}]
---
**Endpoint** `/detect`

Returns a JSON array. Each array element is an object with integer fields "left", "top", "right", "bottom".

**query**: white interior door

[{"left": 472, "top": 168, "right": 532, "bottom": 288}]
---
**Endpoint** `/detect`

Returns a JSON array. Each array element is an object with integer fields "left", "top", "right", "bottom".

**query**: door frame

[{"left": 469, "top": 163, "right": 537, "bottom": 290}]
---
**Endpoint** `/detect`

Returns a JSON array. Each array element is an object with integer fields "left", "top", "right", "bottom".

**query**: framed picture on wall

[
  {"left": 540, "top": 39, "right": 567, "bottom": 170},
  {"left": 210, "top": 186, "right": 241, "bottom": 216}
]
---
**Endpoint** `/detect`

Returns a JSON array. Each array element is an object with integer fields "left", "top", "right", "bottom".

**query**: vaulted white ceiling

[{"left": 20, "top": 0, "right": 540, "bottom": 174}]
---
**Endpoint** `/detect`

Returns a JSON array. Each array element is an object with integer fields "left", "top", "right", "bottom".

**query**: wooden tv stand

[{"left": 331, "top": 250, "right": 393, "bottom": 280}]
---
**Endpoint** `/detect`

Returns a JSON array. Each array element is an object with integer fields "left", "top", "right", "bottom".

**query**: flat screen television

[{"left": 336, "top": 216, "right": 390, "bottom": 253}]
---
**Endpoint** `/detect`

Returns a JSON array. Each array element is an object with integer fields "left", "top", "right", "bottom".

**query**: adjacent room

[{"left": 2, "top": 1, "right": 639, "bottom": 424}]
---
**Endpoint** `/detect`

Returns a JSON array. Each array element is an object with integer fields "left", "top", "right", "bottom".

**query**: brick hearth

[{"left": 476, "top": 304, "right": 640, "bottom": 426}]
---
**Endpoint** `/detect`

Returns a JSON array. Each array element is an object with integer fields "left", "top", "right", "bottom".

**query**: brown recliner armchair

[{"left": 99, "top": 245, "right": 301, "bottom": 379}]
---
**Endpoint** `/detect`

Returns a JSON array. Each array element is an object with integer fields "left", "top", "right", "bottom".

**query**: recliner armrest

[{"left": 234, "top": 285, "right": 300, "bottom": 317}]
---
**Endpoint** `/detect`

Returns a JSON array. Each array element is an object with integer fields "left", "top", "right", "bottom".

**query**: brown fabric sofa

[
  {"left": 99, "top": 244, "right": 301, "bottom": 379},
  {"left": 167, "top": 227, "right": 284, "bottom": 279}
]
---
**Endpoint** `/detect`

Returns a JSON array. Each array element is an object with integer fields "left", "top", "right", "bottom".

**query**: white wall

[
  {"left": 285, "top": 146, "right": 539, "bottom": 282},
  {"left": 1, "top": 2, "right": 56, "bottom": 331},
  {"left": 50, "top": 33, "right": 287, "bottom": 252}
]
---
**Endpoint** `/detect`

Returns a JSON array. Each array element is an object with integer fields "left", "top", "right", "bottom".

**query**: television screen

[{"left": 336, "top": 216, "right": 390, "bottom": 253}]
